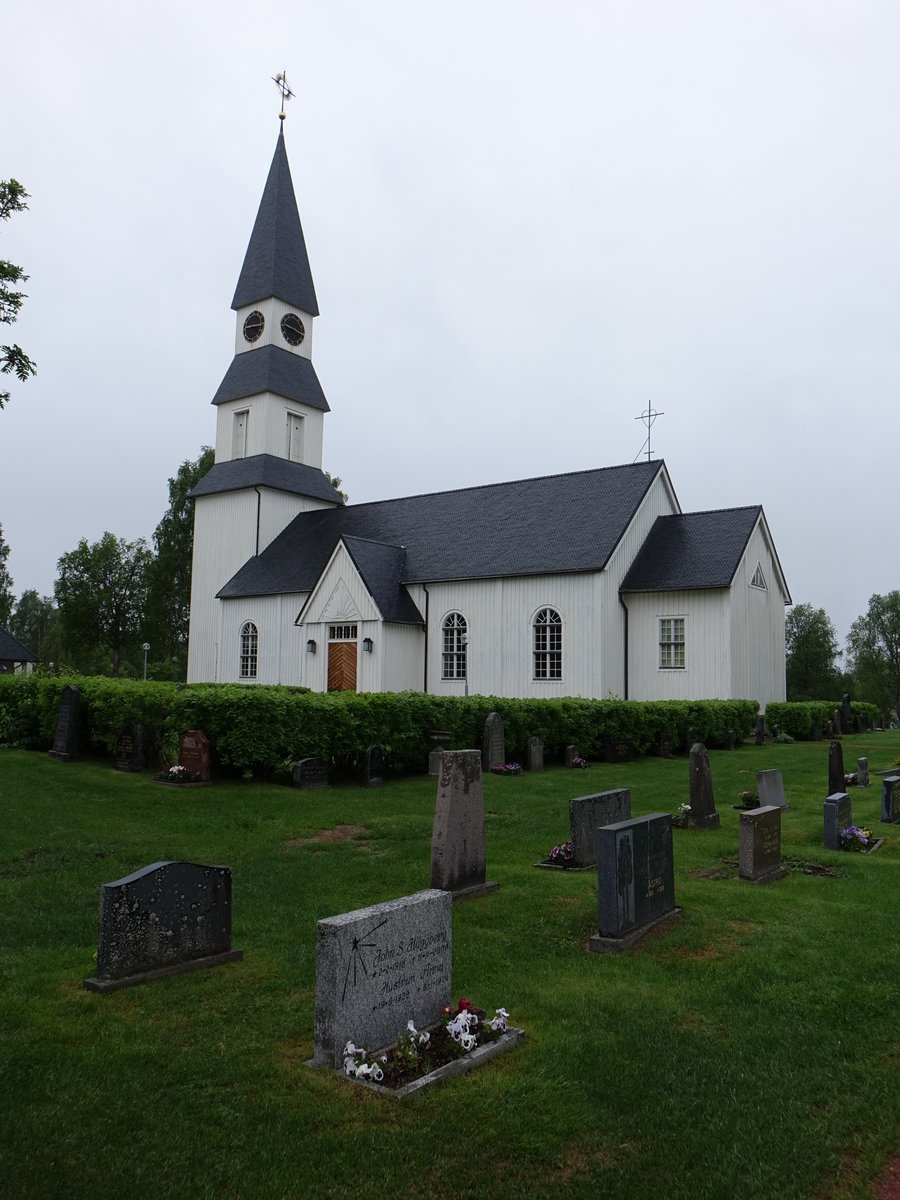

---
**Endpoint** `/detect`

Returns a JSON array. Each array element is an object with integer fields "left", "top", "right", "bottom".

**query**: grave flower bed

[
  {"left": 840, "top": 824, "right": 875, "bottom": 852},
  {"left": 151, "top": 765, "right": 209, "bottom": 787},
  {"left": 342, "top": 998, "right": 515, "bottom": 1091},
  {"left": 490, "top": 762, "right": 522, "bottom": 776},
  {"left": 733, "top": 789, "right": 759, "bottom": 810}
]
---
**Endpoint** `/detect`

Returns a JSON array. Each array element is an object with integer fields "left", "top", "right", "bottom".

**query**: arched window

[
  {"left": 441, "top": 613, "right": 467, "bottom": 680},
  {"left": 240, "top": 621, "right": 258, "bottom": 679},
  {"left": 533, "top": 608, "right": 562, "bottom": 680}
]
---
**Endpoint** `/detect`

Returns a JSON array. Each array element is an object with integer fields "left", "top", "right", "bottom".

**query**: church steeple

[{"left": 231, "top": 127, "right": 319, "bottom": 315}]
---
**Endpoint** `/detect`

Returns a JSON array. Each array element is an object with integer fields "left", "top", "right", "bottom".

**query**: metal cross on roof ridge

[
  {"left": 634, "top": 401, "right": 665, "bottom": 463},
  {"left": 272, "top": 70, "right": 295, "bottom": 121}
]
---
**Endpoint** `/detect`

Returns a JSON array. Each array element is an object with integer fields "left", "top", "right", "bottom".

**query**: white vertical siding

[
  {"left": 729, "top": 520, "right": 788, "bottom": 705},
  {"left": 215, "top": 394, "right": 325, "bottom": 468},
  {"left": 233, "top": 300, "right": 315, "bottom": 360},
  {"left": 625, "top": 589, "right": 731, "bottom": 700}
]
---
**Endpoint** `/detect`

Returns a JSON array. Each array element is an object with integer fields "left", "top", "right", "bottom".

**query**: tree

[
  {"left": 325, "top": 470, "right": 348, "bottom": 504},
  {"left": 785, "top": 603, "right": 841, "bottom": 700},
  {"left": 846, "top": 592, "right": 900, "bottom": 715},
  {"left": 144, "top": 446, "right": 214, "bottom": 669},
  {"left": 0, "top": 522, "right": 13, "bottom": 628},
  {"left": 55, "top": 533, "right": 151, "bottom": 676},
  {"left": 9, "top": 588, "right": 56, "bottom": 658},
  {"left": 0, "top": 179, "right": 37, "bottom": 410}
]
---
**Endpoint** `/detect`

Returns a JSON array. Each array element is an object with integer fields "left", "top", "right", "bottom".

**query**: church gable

[{"left": 298, "top": 541, "right": 381, "bottom": 626}]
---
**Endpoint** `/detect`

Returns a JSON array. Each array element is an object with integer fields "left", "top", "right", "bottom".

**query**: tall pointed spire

[{"left": 231, "top": 128, "right": 319, "bottom": 315}]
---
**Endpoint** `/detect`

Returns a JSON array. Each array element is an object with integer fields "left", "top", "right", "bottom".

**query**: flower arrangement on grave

[
  {"left": 840, "top": 824, "right": 874, "bottom": 852},
  {"left": 844, "top": 772, "right": 858, "bottom": 787},
  {"left": 734, "top": 789, "right": 759, "bottom": 810},
  {"left": 547, "top": 840, "right": 574, "bottom": 866},
  {"left": 672, "top": 802, "right": 691, "bottom": 828},
  {"left": 490, "top": 762, "right": 522, "bottom": 775},
  {"left": 570, "top": 755, "right": 589, "bottom": 769},
  {"left": 153, "top": 764, "right": 198, "bottom": 784},
  {"left": 342, "top": 998, "right": 511, "bottom": 1089}
]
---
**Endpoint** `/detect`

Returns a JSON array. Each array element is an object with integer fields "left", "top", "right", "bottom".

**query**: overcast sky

[{"left": 3, "top": 1, "right": 898, "bottom": 651}]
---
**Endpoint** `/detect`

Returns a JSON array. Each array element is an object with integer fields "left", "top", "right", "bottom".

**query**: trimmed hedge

[
  {"left": 764, "top": 699, "right": 880, "bottom": 740},
  {"left": 0, "top": 675, "right": 759, "bottom": 776}
]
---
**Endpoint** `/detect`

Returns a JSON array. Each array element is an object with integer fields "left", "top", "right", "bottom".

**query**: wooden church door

[{"left": 327, "top": 625, "right": 358, "bottom": 691}]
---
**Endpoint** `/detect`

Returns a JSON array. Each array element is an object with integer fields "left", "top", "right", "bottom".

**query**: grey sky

[{"left": 3, "top": 1, "right": 898, "bottom": 654}]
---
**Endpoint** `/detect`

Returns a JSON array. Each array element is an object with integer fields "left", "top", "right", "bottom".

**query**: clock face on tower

[
  {"left": 281, "top": 313, "right": 305, "bottom": 346},
  {"left": 242, "top": 311, "right": 265, "bottom": 343}
]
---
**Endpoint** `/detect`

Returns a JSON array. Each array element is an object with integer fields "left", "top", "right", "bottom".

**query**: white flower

[
  {"left": 372, "top": 1064, "right": 384, "bottom": 1082},
  {"left": 343, "top": 1040, "right": 360, "bottom": 1057},
  {"left": 489, "top": 1007, "right": 509, "bottom": 1032},
  {"left": 417, "top": 1030, "right": 430, "bottom": 1047},
  {"left": 460, "top": 1031, "right": 476, "bottom": 1051},
  {"left": 343, "top": 1056, "right": 358, "bottom": 1077}
]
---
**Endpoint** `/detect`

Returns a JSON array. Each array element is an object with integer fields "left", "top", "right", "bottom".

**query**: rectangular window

[
  {"left": 233, "top": 409, "right": 250, "bottom": 459},
  {"left": 328, "top": 624, "right": 357, "bottom": 641},
  {"left": 659, "top": 618, "right": 685, "bottom": 669},
  {"left": 286, "top": 411, "right": 304, "bottom": 462}
]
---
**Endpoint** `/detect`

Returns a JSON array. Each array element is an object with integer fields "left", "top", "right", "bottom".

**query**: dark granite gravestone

[
  {"left": 482, "top": 712, "right": 505, "bottom": 772},
  {"left": 688, "top": 743, "right": 720, "bottom": 829},
  {"left": 853, "top": 716, "right": 861, "bottom": 734},
  {"left": 827, "top": 741, "right": 845, "bottom": 797},
  {"left": 811, "top": 721, "right": 821, "bottom": 741},
  {"left": 428, "top": 730, "right": 451, "bottom": 776},
  {"left": 293, "top": 757, "right": 329, "bottom": 789},
  {"left": 313, "top": 889, "right": 452, "bottom": 1068},
  {"left": 857, "top": 757, "right": 869, "bottom": 787},
  {"left": 739, "top": 806, "right": 787, "bottom": 884},
  {"left": 589, "top": 814, "right": 680, "bottom": 952},
  {"left": 569, "top": 789, "right": 631, "bottom": 868},
  {"left": 756, "top": 768, "right": 788, "bottom": 810},
  {"left": 83, "top": 860, "right": 242, "bottom": 993},
  {"left": 824, "top": 793, "right": 852, "bottom": 851},
  {"left": 833, "top": 708, "right": 842, "bottom": 737},
  {"left": 658, "top": 732, "right": 672, "bottom": 758},
  {"left": 605, "top": 738, "right": 635, "bottom": 764},
  {"left": 826, "top": 720, "right": 833, "bottom": 738},
  {"left": 526, "top": 737, "right": 544, "bottom": 772},
  {"left": 726, "top": 729, "right": 736, "bottom": 751},
  {"left": 48, "top": 685, "right": 80, "bottom": 761},
  {"left": 361, "top": 745, "right": 383, "bottom": 788},
  {"left": 841, "top": 694, "right": 853, "bottom": 731},
  {"left": 754, "top": 716, "right": 766, "bottom": 746},
  {"left": 881, "top": 776, "right": 900, "bottom": 825},
  {"left": 564, "top": 745, "right": 580, "bottom": 768},
  {"left": 115, "top": 720, "right": 145, "bottom": 773},
  {"left": 686, "top": 726, "right": 697, "bottom": 750},
  {"left": 430, "top": 750, "right": 498, "bottom": 899},
  {"left": 179, "top": 729, "right": 211, "bottom": 782}
]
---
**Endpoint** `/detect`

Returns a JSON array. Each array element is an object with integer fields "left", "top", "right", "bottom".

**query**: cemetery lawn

[{"left": 2, "top": 738, "right": 900, "bottom": 1200}]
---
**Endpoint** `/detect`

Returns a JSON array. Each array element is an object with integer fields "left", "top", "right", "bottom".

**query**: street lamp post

[{"left": 142, "top": 643, "right": 150, "bottom": 681}]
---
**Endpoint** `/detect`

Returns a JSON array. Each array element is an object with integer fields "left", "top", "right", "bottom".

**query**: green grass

[{"left": 2, "top": 737, "right": 900, "bottom": 1199}]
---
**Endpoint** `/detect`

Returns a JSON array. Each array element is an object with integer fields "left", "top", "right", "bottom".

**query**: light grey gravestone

[
  {"left": 739, "top": 806, "right": 787, "bottom": 884},
  {"left": 828, "top": 741, "right": 845, "bottom": 797},
  {"left": 569, "top": 789, "right": 632, "bottom": 868},
  {"left": 482, "top": 712, "right": 505, "bottom": 771},
  {"left": 430, "top": 750, "right": 498, "bottom": 899},
  {"left": 857, "top": 757, "right": 869, "bottom": 788},
  {"left": 293, "top": 757, "right": 329, "bottom": 789},
  {"left": 48, "top": 684, "right": 80, "bottom": 761},
  {"left": 688, "top": 743, "right": 720, "bottom": 829},
  {"left": 361, "top": 745, "right": 383, "bottom": 788},
  {"left": 526, "top": 736, "right": 544, "bottom": 772},
  {"left": 824, "top": 793, "right": 852, "bottom": 851},
  {"left": 756, "top": 768, "right": 788, "bottom": 811},
  {"left": 590, "top": 814, "right": 680, "bottom": 953},
  {"left": 564, "top": 744, "right": 580, "bottom": 768},
  {"left": 313, "top": 889, "right": 452, "bottom": 1068},
  {"left": 83, "top": 861, "right": 242, "bottom": 993},
  {"left": 881, "top": 776, "right": 900, "bottom": 825},
  {"left": 833, "top": 708, "right": 842, "bottom": 737}
]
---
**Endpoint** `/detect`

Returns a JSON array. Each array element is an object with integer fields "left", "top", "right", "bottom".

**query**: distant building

[
  {"left": 0, "top": 628, "right": 38, "bottom": 675},
  {"left": 187, "top": 127, "right": 790, "bottom": 706}
]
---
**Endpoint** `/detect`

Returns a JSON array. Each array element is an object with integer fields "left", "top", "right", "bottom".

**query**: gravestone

[
  {"left": 569, "top": 789, "right": 631, "bottom": 868},
  {"left": 811, "top": 721, "right": 821, "bottom": 741},
  {"left": 881, "top": 776, "right": 900, "bottom": 825},
  {"left": 428, "top": 730, "right": 451, "bottom": 777},
  {"left": 726, "top": 729, "right": 736, "bottom": 751},
  {"left": 756, "top": 768, "right": 788, "bottom": 811},
  {"left": 430, "top": 750, "right": 498, "bottom": 899},
  {"left": 526, "top": 737, "right": 544, "bottom": 772},
  {"left": 658, "top": 731, "right": 672, "bottom": 758},
  {"left": 179, "top": 729, "right": 211, "bottom": 782},
  {"left": 481, "top": 712, "right": 505, "bottom": 772},
  {"left": 115, "top": 720, "right": 145, "bottom": 773},
  {"left": 688, "top": 743, "right": 720, "bottom": 829},
  {"left": 589, "top": 814, "right": 680, "bottom": 952},
  {"left": 83, "top": 860, "right": 242, "bottom": 993},
  {"left": 686, "top": 726, "right": 697, "bottom": 749},
  {"left": 361, "top": 745, "right": 383, "bottom": 788},
  {"left": 833, "top": 708, "right": 842, "bottom": 737},
  {"left": 841, "top": 694, "right": 853, "bottom": 730},
  {"left": 293, "top": 757, "right": 329, "bottom": 789},
  {"left": 739, "top": 806, "right": 787, "bottom": 884},
  {"left": 827, "top": 741, "right": 845, "bottom": 797},
  {"left": 313, "top": 888, "right": 452, "bottom": 1068},
  {"left": 564, "top": 745, "right": 580, "bottom": 768},
  {"left": 826, "top": 720, "right": 833, "bottom": 738},
  {"left": 48, "top": 685, "right": 80, "bottom": 761},
  {"left": 857, "top": 757, "right": 869, "bottom": 788},
  {"left": 605, "top": 738, "right": 635, "bottom": 764},
  {"left": 853, "top": 716, "right": 861, "bottom": 734},
  {"left": 824, "top": 793, "right": 851, "bottom": 851},
  {"left": 754, "top": 716, "right": 765, "bottom": 746}
]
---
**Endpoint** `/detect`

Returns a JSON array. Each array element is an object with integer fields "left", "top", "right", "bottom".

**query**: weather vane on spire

[
  {"left": 272, "top": 71, "right": 295, "bottom": 122},
  {"left": 633, "top": 401, "right": 665, "bottom": 463}
]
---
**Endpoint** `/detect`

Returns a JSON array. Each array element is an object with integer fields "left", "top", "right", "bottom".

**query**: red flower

[
  {"left": 457, "top": 997, "right": 471, "bottom": 1012},
  {"left": 442, "top": 1005, "right": 452, "bottom": 1016}
]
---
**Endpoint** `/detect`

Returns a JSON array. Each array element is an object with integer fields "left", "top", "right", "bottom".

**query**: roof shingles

[{"left": 620, "top": 507, "right": 762, "bottom": 592}]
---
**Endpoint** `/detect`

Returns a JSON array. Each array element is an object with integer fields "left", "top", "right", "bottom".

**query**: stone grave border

[{"left": 589, "top": 908, "right": 682, "bottom": 954}]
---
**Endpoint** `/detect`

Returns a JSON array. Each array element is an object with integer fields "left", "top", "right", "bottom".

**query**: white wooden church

[{"left": 187, "top": 126, "right": 790, "bottom": 706}]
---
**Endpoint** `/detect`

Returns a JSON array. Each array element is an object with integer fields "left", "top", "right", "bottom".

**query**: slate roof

[
  {"left": 190, "top": 454, "right": 345, "bottom": 505},
  {"left": 212, "top": 344, "right": 330, "bottom": 412},
  {"left": 231, "top": 127, "right": 319, "bottom": 315},
  {"left": 0, "top": 627, "right": 38, "bottom": 662},
  {"left": 339, "top": 537, "right": 424, "bottom": 624},
  {"left": 218, "top": 460, "right": 665, "bottom": 600},
  {"left": 620, "top": 506, "right": 763, "bottom": 592}
]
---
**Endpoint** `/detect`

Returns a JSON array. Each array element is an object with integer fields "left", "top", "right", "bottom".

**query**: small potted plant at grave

[
  {"left": 547, "top": 840, "right": 574, "bottom": 866},
  {"left": 733, "top": 789, "right": 759, "bottom": 811},
  {"left": 844, "top": 771, "right": 858, "bottom": 787},
  {"left": 570, "top": 755, "right": 589, "bottom": 769},
  {"left": 153, "top": 764, "right": 198, "bottom": 785},
  {"left": 490, "top": 762, "right": 522, "bottom": 776},
  {"left": 672, "top": 802, "right": 691, "bottom": 829},
  {"left": 840, "top": 825, "right": 874, "bottom": 852}
]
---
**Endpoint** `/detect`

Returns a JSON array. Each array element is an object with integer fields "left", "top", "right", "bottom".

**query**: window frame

[
  {"left": 240, "top": 620, "right": 259, "bottom": 679},
  {"left": 533, "top": 607, "right": 562, "bottom": 681},
  {"left": 441, "top": 612, "right": 467, "bottom": 680},
  {"left": 658, "top": 617, "right": 685, "bottom": 670}
]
